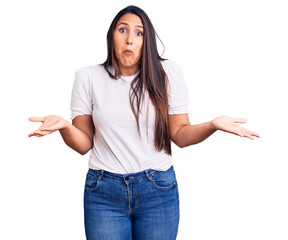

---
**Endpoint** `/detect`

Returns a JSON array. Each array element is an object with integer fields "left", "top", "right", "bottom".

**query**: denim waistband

[{"left": 88, "top": 165, "right": 174, "bottom": 183}]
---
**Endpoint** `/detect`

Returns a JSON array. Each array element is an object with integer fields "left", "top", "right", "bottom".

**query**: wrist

[
  {"left": 63, "top": 119, "right": 71, "bottom": 129},
  {"left": 210, "top": 119, "right": 218, "bottom": 131},
  {"left": 59, "top": 119, "right": 72, "bottom": 133}
]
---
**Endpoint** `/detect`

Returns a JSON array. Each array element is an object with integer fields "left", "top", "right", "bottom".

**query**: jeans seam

[
  {"left": 130, "top": 180, "right": 138, "bottom": 211},
  {"left": 85, "top": 178, "right": 101, "bottom": 192},
  {"left": 151, "top": 179, "right": 177, "bottom": 190}
]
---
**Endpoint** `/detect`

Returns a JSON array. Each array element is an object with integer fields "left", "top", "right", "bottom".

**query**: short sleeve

[
  {"left": 70, "top": 68, "right": 93, "bottom": 120},
  {"left": 163, "top": 60, "right": 191, "bottom": 115}
]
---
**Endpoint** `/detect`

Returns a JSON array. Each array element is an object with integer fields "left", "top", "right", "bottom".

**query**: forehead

[{"left": 117, "top": 13, "right": 143, "bottom": 27}]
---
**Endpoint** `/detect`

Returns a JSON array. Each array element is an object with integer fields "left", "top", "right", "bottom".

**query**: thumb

[
  {"left": 29, "top": 117, "right": 45, "bottom": 122},
  {"left": 233, "top": 118, "right": 247, "bottom": 124}
]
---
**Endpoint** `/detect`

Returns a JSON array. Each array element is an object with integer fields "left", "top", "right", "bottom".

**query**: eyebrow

[{"left": 118, "top": 22, "right": 143, "bottom": 28}]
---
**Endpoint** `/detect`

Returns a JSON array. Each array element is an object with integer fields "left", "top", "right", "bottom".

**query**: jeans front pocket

[
  {"left": 85, "top": 170, "right": 101, "bottom": 192},
  {"left": 150, "top": 167, "right": 177, "bottom": 190}
]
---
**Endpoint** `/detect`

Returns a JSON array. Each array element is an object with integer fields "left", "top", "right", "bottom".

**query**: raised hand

[
  {"left": 211, "top": 115, "right": 260, "bottom": 140},
  {"left": 28, "top": 115, "right": 70, "bottom": 137}
]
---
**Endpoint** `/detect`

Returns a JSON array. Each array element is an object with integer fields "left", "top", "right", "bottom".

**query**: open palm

[
  {"left": 28, "top": 115, "right": 69, "bottom": 137},
  {"left": 212, "top": 116, "right": 260, "bottom": 140}
]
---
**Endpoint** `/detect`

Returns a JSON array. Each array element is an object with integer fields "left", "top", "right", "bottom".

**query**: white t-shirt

[{"left": 71, "top": 59, "right": 190, "bottom": 174}]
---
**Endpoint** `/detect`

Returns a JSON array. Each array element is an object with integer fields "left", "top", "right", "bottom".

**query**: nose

[{"left": 126, "top": 33, "right": 133, "bottom": 45}]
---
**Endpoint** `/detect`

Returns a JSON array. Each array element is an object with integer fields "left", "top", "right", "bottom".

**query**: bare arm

[
  {"left": 29, "top": 115, "right": 95, "bottom": 155},
  {"left": 59, "top": 115, "right": 94, "bottom": 155},
  {"left": 169, "top": 114, "right": 260, "bottom": 148}
]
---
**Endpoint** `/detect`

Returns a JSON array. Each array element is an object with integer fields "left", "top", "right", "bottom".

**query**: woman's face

[{"left": 113, "top": 13, "right": 144, "bottom": 76}]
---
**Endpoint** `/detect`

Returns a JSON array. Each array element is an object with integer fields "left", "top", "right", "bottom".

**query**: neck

[{"left": 120, "top": 65, "right": 139, "bottom": 76}]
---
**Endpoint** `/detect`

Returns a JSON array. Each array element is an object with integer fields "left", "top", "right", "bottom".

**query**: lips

[{"left": 123, "top": 49, "right": 134, "bottom": 54}]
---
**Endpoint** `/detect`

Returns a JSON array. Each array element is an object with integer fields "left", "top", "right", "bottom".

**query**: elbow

[
  {"left": 178, "top": 143, "right": 186, "bottom": 148},
  {"left": 78, "top": 149, "right": 91, "bottom": 155},
  {"left": 173, "top": 138, "right": 198, "bottom": 148},
  {"left": 75, "top": 148, "right": 88, "bottom": 155},
  {"left": 176, "top": 139, "right": 201, "bottom": 148},
  {"left": 79, "top": 150, "right": 88, "bottom": 155},
  {"left": 178, "top": 142, "right": 188, "bottom": 148},
  {"left": 76, "top": 145, "right": 93, "bottom": 155},
  {"left": 172, "top": 139, "right": 186, "bottom": 148}
]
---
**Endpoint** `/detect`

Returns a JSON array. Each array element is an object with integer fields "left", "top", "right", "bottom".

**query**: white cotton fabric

[{"left": 71, "top": 60, "right": 190, "bottom": 174}]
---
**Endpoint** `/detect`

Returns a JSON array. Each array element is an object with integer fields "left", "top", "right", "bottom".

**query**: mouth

[{"left": 123, "top": 49, "right": 134, "bottom": 55}]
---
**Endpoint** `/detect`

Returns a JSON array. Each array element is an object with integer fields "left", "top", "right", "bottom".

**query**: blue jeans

[{"left": 84, "top": 165, "right": 179, "bottom": 240}]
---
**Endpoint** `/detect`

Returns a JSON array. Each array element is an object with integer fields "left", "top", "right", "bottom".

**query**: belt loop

[
  {"left": 145, "top": 169, "right": 153, "bottom": 181},
  {"left": 98, "top": 170, "right": 104, "bottom": 181}
]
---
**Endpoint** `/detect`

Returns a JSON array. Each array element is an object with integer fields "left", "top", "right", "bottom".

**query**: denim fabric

[{"left": 84, "top": 165, "right": 179, "bottom": 240}]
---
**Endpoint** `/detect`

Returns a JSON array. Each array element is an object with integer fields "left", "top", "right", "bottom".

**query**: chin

[{"left": 121, "top": 60, "right": 136, "bottom": 68}]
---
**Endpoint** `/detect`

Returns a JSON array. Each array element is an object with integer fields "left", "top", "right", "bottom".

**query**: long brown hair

[{"left": 103, "top": 5, "right": 172, "bottom": 155}]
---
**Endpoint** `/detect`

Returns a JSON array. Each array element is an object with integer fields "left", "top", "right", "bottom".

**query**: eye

[
  {"left": 119, "top": 28, "right": 127, "bottom": 33},
  {"left": 137, "top": 31, "right": 143, "bottom": 36}
]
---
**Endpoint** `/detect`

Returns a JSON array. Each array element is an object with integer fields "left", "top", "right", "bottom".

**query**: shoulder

[
  {"left": 75, "top": 64, "right": 106, "bottom": 76},
  {"left": 160, "top": 59, "right": 183, "bottom": 75},
  {"left": 74, "top": 64, "right": 109, "bottom": 86},
  {"left": 160, "top": 59, "right": 184, "bottom": 82}
]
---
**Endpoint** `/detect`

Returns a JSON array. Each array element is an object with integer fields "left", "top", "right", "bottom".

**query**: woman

[{"left": 28, "top": 5, "right": 259, "bottom": 240}]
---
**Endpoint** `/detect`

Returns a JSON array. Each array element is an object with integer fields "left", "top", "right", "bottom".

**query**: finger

[
  {"left": 241, "top": 130, "right": 260, "bottom": 140},
  {"left": 235, "top": 132, "right": 244, "bottom": 138},
  {"left": 236, "top": 128, "right": 252, "bottom": 138},
  {"left": 28, "top": 132, "right": 35, "bottom": 137},
  {"left": 29, "top": 132, "right": 43, "bottom": 137},
  {"left": 40, "top": 127, "right": 57, "bottom": 132},
  {"left": 40, "top": 129, "right": 57, "bottom": 134},
  {"left": 233, "top": 118, "right": 247, "bottom": 124},
  {"left": 29, "top": 126, "right": 52, "bottom": 137},
  {"left": 243, "top": 128, "right": 260, "bottom": 138},
  {"left": 29, "top": 133, "right": 43, "bottom": 137},
  {"left": 234, "top": 129, "right": 252, "bottom": 139},
  {"left": 253, "top": 132, "right": 260, "bottom": 138},
  {"left": 28, "top": 125, "right": 43, "bottom": 137},
  {"left": 29, "top": 117, "right": 45, "bottom": 122},
  {"left": 30, "top": 130, "right": 51, "bottom": 137},
  {"left": 243, "top": 134, "right": 254, "bottom": 140}
]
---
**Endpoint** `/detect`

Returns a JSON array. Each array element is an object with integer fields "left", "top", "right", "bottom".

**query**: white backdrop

[{"left": 1, "top": 0, "right": 287, "bottom": 239}]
